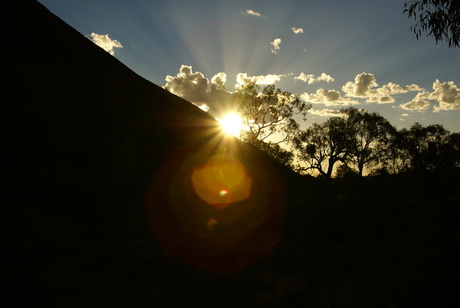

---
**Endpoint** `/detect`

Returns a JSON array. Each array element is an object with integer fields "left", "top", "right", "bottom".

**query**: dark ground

[{"left": 1, "top": 1, "right": 460, "bottom": 307}]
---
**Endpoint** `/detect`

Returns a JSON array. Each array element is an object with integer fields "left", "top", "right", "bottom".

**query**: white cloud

[
  {"left": 401, "top": 113, "right": 409, "bottom": 117},
  {"left": 164, "top": 65, "right": 210, "bottom": 104},
  {"left": 342, "top": 72, "right": 422, "bottom": 104},
  {"left": 291, "top": 27, "right": 304, "bottom": 35},
  {"left": 310, "top": 109, "right": 346, "bottom": 117},
  {"left": 429, "top": 80, "right": 460, "bottom": 112},
  {"left": 383, "top": 82, "right": 423, "bottom": 94},
  {"left": 210, "top": 72, "right": 227, "bottom": 91},
  {"left": 89, "top": 33, "right": 123, "bottom": 55},
  {"left": 164, "top": 65, "right": 231, "bottom": 115},
  {"left": 398, "top": 80, "right": 460, "bottom": 112},
  {"left": 270, "top": 38, "right": 282, "bottom": 54},
  {"left": 342, "top": 72, "right": 378, "bottom": 97},
  {"left": 400, "top": 92, "right": 431, "bottom": 111},
  {"left": 244, "top": 9, "right": 263, "bottom": 17},
  {"left": 235, "top": 73, "right": 290, "bottom": 87},
  {"left": 301, "top": 88, "right": 359, "bottom": 106},
  {"left": 295, "top": 72, "right": 334, "bottom": 84},
  {"left": 197, "top": 104, "right": 210, "bottom": 112}
]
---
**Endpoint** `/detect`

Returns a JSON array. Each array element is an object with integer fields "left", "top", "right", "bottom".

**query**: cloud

[
  {"left": 429, "top": 80, "right": 460, "bottom": 112},
  {"left": 270, "top": 38, "right": 282, "bottom": 54},
  {"left": 291, "top": 27, "right": 304, "bottom": 35},
  {"left": 401, "top": 113, "right": 409, "bottom": 117},
  {"left": 301, "top": 88, "right": 359, "bottom": 106},
  {"left": 164, "top": 65, "right": 210, "bottom": 104},
  {"left": 244, "top": 9, "right": 263, "bottom": 17},
  {"left": 342, "top": 72, "right": 422, "bottom": 104},
  {"left": 164, "top": 65, "right": 230, "bottom": 114},
  {"left": 310, "top": 108, "right": 346, "bottom": 117},
  {"left": 235, "top": 73, "right": 290, "bottom": 87},
  {"left": 342, "top": 72, "right": 378, "bottom": 97},
  {"left": 295, "top": 72, "right": 334, "bottom": 84},
  {"left": 398, "top": 80, "right": 460, "bottom": 112},
  {"left": 210, "top": 72, "right": 227, "bottom": 91},
  {"left": 89, "top": 32, "right": 123, "bottom": 55},
  {"left": 197, "top": 104, "right": 210, "bottom": 112},
  {"left": 400, "top": 92, "right": 431, "bottom": 111}
]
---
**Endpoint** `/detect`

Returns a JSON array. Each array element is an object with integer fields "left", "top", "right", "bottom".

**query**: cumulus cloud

[
  {"left": 429, "top": 80, "right": 460, "bottom": 112},
  {"left": 210, "top": 72, "right": 227, "bottom": 91},
  {"left": 400, "top": 92, "right": 431, "bottom": 111},
  {"left": 235, "top": 73, "right": 290, "bottom": 87},
  {"left": 398, "top": 80, "right": 460, "bottom": 112},
  {"left": 164, "top": 65, "right": 230, "bottom": 113},
  {"left": 342, "top": 72, "right": 378, "bottom": 97},
  {"left": 291, "top": 27, "right": 304, "bottom": 35},
  {"left": 401, "top": 113, "right": 409, "bottom": 117},
  {"left": 270, "top": 38, "right": 282, "bottom": 54},
  {"left": 89, "top": 32, "right": 123, "bottom": 55},
  {"left": 310, "top": 108, "right": 346, "bottom": 117},
  {"left": 165, "top": 65, "right": 210, "bottom": 104},
  {"left": 295, "top": 72, "right": 334, "bottom": 84},
  {"left": 244, "top": 9, "right": 263, "bottom": 17},
  {"left": 342, "top": 72, "right": 422, "bottom": 104},
  {"left": 301, "top": 88, "right": 359, "bottom": 106}
]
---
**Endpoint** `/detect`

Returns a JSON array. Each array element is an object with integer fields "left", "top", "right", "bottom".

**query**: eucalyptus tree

[
  {"left": 292, "top": 116, "right": 350, "bottom": 178},
  {"left": 235, "top": 83, "right": 310, "bottom": 146},
  {"left": 342, "top": 108, "right": 396, "bottom": 177},
  {"left": 403, "top": 123, "right": 456, "bottom": 173},
  {"left": 404, "top": 0, "right": 460, "bottom": 47}
]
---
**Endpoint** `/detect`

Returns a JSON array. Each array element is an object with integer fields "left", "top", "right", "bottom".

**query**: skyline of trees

[{"left": 235, "top": 101, "right": 460, "bottom": 177}]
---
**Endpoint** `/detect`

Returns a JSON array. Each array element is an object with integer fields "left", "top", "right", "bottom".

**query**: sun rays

[{"left": 219, "top": 113, "right": 244, "bottom": 137}]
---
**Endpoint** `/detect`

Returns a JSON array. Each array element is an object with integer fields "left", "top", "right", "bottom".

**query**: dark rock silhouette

[{"left": 1, "top": 1, "right": 292, "bottom": 306}]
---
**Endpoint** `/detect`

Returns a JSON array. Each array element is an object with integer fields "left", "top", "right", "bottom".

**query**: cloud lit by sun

[{"left": 219, "top": 113, "right": 244, "bottom": 137}]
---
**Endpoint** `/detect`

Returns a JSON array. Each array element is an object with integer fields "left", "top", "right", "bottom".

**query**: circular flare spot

[
  {"left": 205, "top": 218, "right": 219, "bottom": 230},
  {"left": 191, "top": 154, "right": 252, "bottom": 206}
]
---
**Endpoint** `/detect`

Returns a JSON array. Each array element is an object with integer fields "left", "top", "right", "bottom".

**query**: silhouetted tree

[
  {"left": 292, "top": 117, "right": 349, "bottom": 178},
  {"left": 335, "top": 163, "right": 359, "bottom": 178},
  {"left": 235, "top": 83, "right": 310, "bottom": 145},
  {"left": 384, "top": 128, "right": 413, "bottom": 174},
  {"left": 342, "top": 108, "right": 396, "bottom": 176},
  {"left": 404, "top": 0, "right": 460, "bottom": 47},
  {"left": 402, "top": 123, "right": 459, "bottom": 174},
  {"left": 252, "top": 140, "right": 294, "bottom": 168}
]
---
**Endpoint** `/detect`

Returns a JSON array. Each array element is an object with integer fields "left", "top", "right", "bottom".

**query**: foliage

[
  {"left": 404, "top": 0, "right": 460, "bottom": 47},
  {"left": 235, "top": 83, "right": 310, "bottom": 145},
  {"left": 335, "top": 164, "right": 359, "bottom": 178},
  {"left": 342, "top": 108, "right": 396, "bottom": 176},
  {"left": 252, "top": 140, "right": 294, "bottom": 168},
  {"left": 293, "top": 108, "right": 396, "bottom": 178},
  {"left": 292, "top": 117, "right": 349, "bottom": 178}
]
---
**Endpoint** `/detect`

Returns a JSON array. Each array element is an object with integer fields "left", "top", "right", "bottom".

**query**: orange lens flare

[{"left": 191, "top": 154, "right": 252, "bottom": 207}]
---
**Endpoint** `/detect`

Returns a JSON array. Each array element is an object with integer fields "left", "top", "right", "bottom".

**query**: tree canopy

[
  {"left": 404, "top": 0, "right": 460, "bottom": 47},
  {"left": 292, "top": 117, "right": 349, "bottom": 178},
  {"left": 235, "top": 83, "right": 309, "bottom": 145}
]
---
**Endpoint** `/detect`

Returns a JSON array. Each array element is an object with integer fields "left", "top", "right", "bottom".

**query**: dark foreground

[{"left": 3, "top": 174, "right": 459, "bottom": 307}]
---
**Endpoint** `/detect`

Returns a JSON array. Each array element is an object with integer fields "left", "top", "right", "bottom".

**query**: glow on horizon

[{"left": 219, "top": 113, "right": 244, "bottom": 137}]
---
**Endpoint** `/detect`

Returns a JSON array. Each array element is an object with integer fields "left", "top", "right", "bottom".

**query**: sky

[{"left": 38, "top": 0, "right": 460, "bottom": 133}]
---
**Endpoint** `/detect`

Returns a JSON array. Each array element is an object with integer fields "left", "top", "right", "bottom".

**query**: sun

[{"left": 219, "top": 113, "right": 243, "bottom": 137}]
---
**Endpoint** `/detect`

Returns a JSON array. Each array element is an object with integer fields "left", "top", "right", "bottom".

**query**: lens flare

[
  {"left": 219, "top": 113, "right": 243, "bottom": 137},
  {"left": 205, "top": 218, "right": 219, "bottom": 230},
  {"left": 191, "top": 154, "right": 252, "bottom": 207}
]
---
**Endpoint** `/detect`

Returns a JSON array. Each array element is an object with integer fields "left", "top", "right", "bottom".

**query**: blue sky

[{"left": 38, "top": 0, "right": 460, "bottom": 132}]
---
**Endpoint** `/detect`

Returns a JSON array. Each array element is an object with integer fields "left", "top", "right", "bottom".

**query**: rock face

[{"left": 1, "top": 1, "right": 287, "bottom": 306}]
